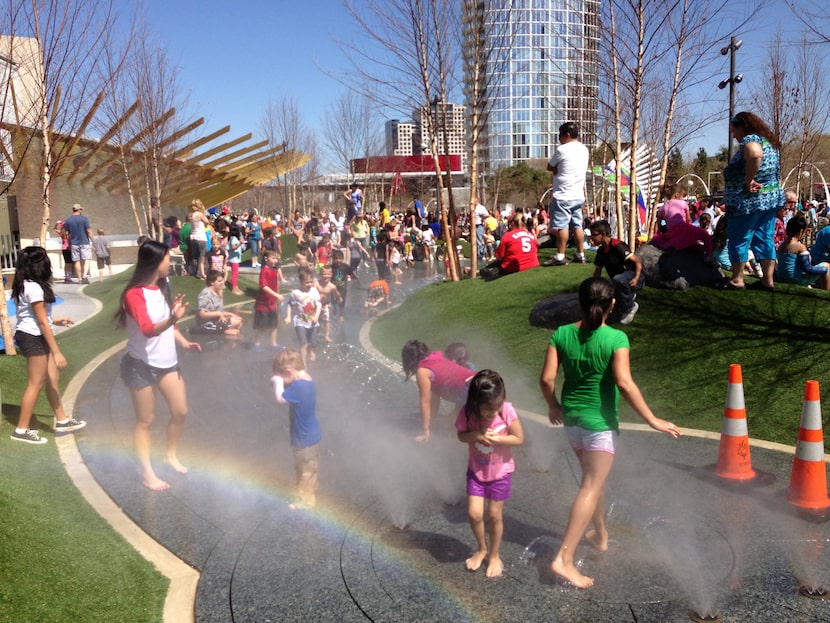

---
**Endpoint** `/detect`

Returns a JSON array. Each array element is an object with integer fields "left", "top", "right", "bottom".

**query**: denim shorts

[
  {"left": 120, "top": 354, "right": 179, "bottom": 389},
  {"left": 550, "top": 198, "right": 586, "bottom": 230},
  {"left": 466, "top": 469, "right": 512, "bottom": 501},
  {"left": 564, "top": 426, "right": 618, "bottom": 454}
]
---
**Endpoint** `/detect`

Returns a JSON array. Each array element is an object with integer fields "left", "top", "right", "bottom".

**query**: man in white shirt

[{"left": 544, "top": 122, "right": 590, "bottom": 266}]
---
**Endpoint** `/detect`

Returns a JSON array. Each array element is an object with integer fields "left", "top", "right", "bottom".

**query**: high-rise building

[
  {"left": 385, "top": 119, "right": 416, "bottom": 157},
  {"left": 463, "top": 0, "right": 600, "bottom": 171},
  {"left": 414, "top": 102, "right": 468, "bottom": 171}
]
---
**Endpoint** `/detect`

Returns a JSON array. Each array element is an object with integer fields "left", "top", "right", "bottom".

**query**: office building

[{"left": 463, "top": 0, "right": 600, "bottom": 171}]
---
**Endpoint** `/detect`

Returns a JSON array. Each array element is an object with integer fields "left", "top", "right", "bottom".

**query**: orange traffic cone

[
  {"left": 715, "top": 364, "right": 756, "bottom": 481},
  {"left": 787, "top": 380, "right": 830, "bottom": 511}
]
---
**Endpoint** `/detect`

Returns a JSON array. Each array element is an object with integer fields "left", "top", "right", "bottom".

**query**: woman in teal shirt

[{"left": 539, "top": 277, "right": 680, "bottom": 589}]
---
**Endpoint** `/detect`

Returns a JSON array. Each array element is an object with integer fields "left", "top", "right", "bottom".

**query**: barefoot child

[
  {"left": 284, "top": 266, "right": 322, "bottom": 364},
  {"left": 455, "top": 370, "right": 524, "bottom": 578},
  {"left": 539, "top": 277, "right": 680, "bottom": 588},
  {"left": 315, "top": 265, "right": 341, "bottom": 343},
  {"left": 271, "top": 348, "right": 322, "bottom": 509}
]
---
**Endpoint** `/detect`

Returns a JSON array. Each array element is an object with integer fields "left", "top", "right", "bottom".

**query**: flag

[{"left": 592, "top": 165, "right": 647, "bottom": 229}]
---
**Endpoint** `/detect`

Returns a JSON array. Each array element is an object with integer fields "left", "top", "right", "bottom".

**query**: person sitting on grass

[
  {"left": 193, "top": 270, "right": 243, "bottom": 339},
  {"left": 776, "top": 214, "right": 830, "bottom": 290},
  {"left": 588, "top": 220, "right": 643, "bottom": 325},
  {"left": 479, "top": 212, "right": 539, "bottom": 281}
]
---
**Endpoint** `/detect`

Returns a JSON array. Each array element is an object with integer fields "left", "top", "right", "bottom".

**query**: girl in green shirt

[{"left": 539, "top": 277, "right": 680, "bottom": 589}]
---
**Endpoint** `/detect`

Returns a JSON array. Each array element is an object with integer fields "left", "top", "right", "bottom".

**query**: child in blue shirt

[{"left": 271, "top": 348, "right": 322, "bottom": 510}]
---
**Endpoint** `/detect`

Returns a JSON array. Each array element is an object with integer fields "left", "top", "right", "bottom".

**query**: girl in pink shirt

[{"left": 455, "top": 370, "right": 524, "bottom": 578}]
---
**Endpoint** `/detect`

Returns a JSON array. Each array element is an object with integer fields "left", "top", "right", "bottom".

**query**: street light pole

[{"left": 719, "top": 37, "right": 743, "bottom": 161}]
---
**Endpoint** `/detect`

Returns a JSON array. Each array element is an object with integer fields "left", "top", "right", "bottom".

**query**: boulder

[{"left": 529, "top": 292, "right": 581, "bottom": 330}]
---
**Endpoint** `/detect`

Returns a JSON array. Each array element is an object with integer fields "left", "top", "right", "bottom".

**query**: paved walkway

[{"left": 50, "top": 269, "right": 830, "bottom": 622}]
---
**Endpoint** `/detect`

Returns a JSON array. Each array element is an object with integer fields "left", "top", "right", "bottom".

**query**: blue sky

[{"left": 135, "top": 1, "right": 820, "bottom": 165}]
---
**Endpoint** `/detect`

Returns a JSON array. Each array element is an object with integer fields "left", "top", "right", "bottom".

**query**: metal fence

[{"left": 1, "top": 232, "right": 20, "bottom": 270}]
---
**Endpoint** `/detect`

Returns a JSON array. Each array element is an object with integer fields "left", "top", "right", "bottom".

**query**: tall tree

[
  {"left": 2, "top": 0, "right": 122, "bottom": 243},
  {"left": 260, "top": 95, "right": 317, "bottom": 218},
  {"left": 338, "top": 0, "right": 462, "bottom": 280}
]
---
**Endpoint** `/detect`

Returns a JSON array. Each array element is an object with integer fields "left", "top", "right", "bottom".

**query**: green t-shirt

[{"left": 550, "top": 323, "right": 630, "bottom": 432}]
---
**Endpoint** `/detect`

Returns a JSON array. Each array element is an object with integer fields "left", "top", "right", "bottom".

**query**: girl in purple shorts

[{"left": 455, "top": 370, "right": 524, "bottom": 579}]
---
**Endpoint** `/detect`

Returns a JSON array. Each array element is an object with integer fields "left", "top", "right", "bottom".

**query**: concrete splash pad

[{"left": 72, "top": 333, "right": 830, "bottom": 622}]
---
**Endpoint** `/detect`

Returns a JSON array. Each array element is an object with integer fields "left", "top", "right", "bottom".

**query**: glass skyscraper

[{"left": 464, "top": 0, "right": 600, "bottom": 171}]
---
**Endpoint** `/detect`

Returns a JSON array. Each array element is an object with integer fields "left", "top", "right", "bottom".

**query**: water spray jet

[
  {"left": 688, "top": 610, "right": 722, "bottom": 622},
  {"left": 799, "top": 585, "right": 830, "bottom": 600}
]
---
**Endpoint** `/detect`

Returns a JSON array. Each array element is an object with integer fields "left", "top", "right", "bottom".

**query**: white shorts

[{"left": 564, "top": 426, "right": 618, "bottom": 454}]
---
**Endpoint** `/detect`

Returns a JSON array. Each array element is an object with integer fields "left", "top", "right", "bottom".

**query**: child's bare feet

[
  {"left": 163, "top": 456, "right": 189, "bottom": 474},
  {"left": 551, "top": 556, "right": 594, "bottom": 588},
  {"left": 585, "top": 529, "right": 608, "bottom": 552},
  {"left": 308, "top": 350, "right": 316, "bottom": 362},
  {"left": 142, "top": 474, "right": 171, "bottom": 491},
  {"left": 324, "top": 335, "right": 333, "bottom": 343},
  {"left": 466, "top": 550, "right": 487, "bottom": 572},
  {"left": 485, "top": 555, "right": 504, "bottom": 578}
]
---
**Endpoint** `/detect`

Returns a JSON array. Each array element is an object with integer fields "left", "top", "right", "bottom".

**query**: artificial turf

[
  {"left": 2, "top": 246, "right": 829, "bottom": 620},
  {"left": 371, "top": 258, "right": 830, "bottom": 446}
]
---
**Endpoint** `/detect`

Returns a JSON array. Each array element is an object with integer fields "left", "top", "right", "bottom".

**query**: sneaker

[
  {"left": 573, "top": 255, "right": 587, "bottom": 264},
  {"left": 11, "top": 429, "right": 47, "bottom": 444},
  {"left": 55, "top": 418, "right": 87, "bottom": 433},
  {"left": 542, "top": 257, "right": 568, "bottom": 267},
  {"left": 619, "top": 302, "right": 639, "bottom": 325},
  {"left": 81, "top": 277, "right": 90, "bottom": 284}
]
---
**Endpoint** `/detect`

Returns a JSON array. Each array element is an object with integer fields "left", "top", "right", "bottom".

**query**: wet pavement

[{"left": 58, "top": 263, "right": 830, "bottom": 622}]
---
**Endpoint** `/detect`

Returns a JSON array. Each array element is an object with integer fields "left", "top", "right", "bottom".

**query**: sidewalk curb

[
  {"left": 358, "top": 308, "right": 815, "bottom": 456},
  {"left": 59, "top": 341, "right": 199, "bottom": 623}
]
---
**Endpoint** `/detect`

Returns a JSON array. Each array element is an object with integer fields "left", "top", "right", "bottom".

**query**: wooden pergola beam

[
  {"left": 54, "top": 91, "right": 105, "bottom": 176},
  {"left": 165, "top": 125, "right": 230, "bottom": 160},
  {"left": 67, "top": 99, "right": 141, "bottom": 181},
  {"left": 80, "top": 107, "right": 176, "bottom": 184}
]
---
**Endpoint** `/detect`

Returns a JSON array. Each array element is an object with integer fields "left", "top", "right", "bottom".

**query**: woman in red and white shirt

[{"left": 116, "top": 240, "right": 201, "bottom": 491}]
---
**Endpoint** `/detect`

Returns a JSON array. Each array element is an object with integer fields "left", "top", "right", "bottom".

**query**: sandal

[{"left": 718, "top": 280, "right": 746, "bottom": 290}]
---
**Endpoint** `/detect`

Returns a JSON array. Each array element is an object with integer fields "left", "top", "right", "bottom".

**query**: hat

[
  {"left": 72, "top": 204, "right": 83, "bottom": 212},
  {"left": 223, "top": 205, "right": 230, "bottom": 214}
]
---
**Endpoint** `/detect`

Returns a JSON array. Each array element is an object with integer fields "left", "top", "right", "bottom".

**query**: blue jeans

[
  {"left": 476, "top": 224, "right": 485, "bottom": 259},
  {"left": 611, "top": 270, "right": 643, "bottom": 317},
  {"left": 248, "top": 238, "right": 261, "bottom": 263}
]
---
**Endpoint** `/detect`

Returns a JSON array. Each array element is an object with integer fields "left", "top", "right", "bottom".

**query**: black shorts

[
  {"left": 120, "top": 354, "right": 179, "bottom": 389},
  {"left": 96, "top": 256, "right": 111, "bottom": 269},
  {"left": 14, "top": 331, "right": 50, "bottom": 357},
  {"left": 253, "top": 309, "right": 278, "bottom": 330}
]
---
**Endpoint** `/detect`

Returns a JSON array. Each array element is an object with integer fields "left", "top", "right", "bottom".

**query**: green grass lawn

[
  {"left": 2, "top": 253, "right": 829, "bottom": 620},
  {"left": 371, "top": 261, "right": 830, "bottom": 446},
  {"left": 0, "top": 269, "right": 258, "bottom": 623}
]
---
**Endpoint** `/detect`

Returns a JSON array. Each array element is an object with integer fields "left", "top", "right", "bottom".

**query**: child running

[
  {"left": 11, "top": 246, "right": 86, "bottom": 444},
  {"left": 271, "top": 348, "right": 322, "bottom": 510},
  {"left": 539, "top": 277, "right": 680, "bottom": 588},
  {"left": 456, "top": 370, "right": 524, "bottom": 578}
]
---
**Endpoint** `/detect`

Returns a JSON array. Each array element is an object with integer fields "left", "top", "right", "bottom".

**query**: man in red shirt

[{"left": 479, "top": 212, "right": 539, "bottom": 281}]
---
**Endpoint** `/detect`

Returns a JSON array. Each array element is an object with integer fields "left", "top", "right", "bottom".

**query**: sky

[{"left": 133, "top": 1, "right": 821, "bottom": 169}]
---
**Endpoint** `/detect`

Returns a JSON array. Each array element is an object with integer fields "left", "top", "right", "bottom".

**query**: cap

[{"left": 72, "top": 203, "right": 83, "bottom": 212}]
